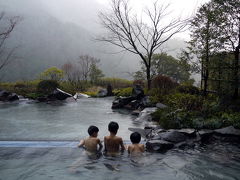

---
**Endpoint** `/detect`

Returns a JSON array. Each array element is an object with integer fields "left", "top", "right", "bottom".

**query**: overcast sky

[
  {"left": 39, "top": 0, "right": 211, "bottom": 40},
  {"left": 97, "top": 0, "right": 211, "bottom": 39}
]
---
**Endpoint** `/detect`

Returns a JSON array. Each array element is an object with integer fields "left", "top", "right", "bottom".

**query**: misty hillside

[{"left": 0, "top": 0, "right": 186, "bottom": 81}]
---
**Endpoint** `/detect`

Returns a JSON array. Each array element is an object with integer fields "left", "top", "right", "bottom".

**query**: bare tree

[
  {"left": 78, "top": 55, "right": 100, "bottom": 81},
  {"left": 98, "top": 0, "right": 188, "bottom": 89},
  {"left": 0, "top": 12, "right": 20, "bottom": 72},
  {"left": 62, "top": 55, "right": 102, "bottom": 90}
]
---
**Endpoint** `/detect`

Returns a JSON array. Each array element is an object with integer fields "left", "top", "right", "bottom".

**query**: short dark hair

[
  {"left": 88, "top": 125, "right": 99, "bottom": 136},
  {"left": 108, "top": 121, "right": 119, "bottom": 134},
  {"left": 130, "top": 132, "right": 141, "bottom": 144}
]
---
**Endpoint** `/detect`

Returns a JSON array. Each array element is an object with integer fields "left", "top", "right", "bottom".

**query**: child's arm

[
  {"left": 127, "top": 145, "right": 131, "bottom": 154},
  {"left": 78, "top": 139, "right": 85, "bottom": 148},
  {"left": 97, "top": 139, "right": 103, "bottom": 152},
  {"left": 103, "top": 136, "right": 107, "bottom": 152},
  {"left": 119, "top": 138, "right": 125, "bottom": 152},
  {"left": 140, "top": 144, "right": 145, "bottom": 152}
]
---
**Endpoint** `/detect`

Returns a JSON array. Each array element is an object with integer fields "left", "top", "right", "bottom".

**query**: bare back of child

[
  {"left": 128, "top": 132, "right": 145, "bottom": 155},
  {"left": 78, "top": 126, "right": 103, "bottom": 154},
  {"left": 104, "top": 121, "right": 125, "bottom": 155}
]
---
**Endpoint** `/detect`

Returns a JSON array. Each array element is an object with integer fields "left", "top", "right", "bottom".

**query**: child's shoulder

[{"left": 116, "top": 135, "right": 123, "bottom": 140}]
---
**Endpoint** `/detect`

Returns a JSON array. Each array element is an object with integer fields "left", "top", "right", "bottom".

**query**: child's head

[
  {"left": 108, "top": 121, "right": 119, "bottom": 134},
  {"left": 88, "top": 125, "right": 99, "bottom": 137},
  {"left": 130, "top": 132, "right": 141, "bottom": 144}
]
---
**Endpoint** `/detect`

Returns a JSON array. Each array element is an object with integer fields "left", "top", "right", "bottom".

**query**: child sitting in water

[
  {"left": 78, "top": 125, "right": 103, "bottom": 153},
  {"left": 128, "top": 132, "right": 144, "bottom": 154},
  {"left": 104, "top": 121, "right": 125, "bottom": 155}
]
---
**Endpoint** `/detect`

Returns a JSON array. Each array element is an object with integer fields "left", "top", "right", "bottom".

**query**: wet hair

[
  {"left": 88, "top": 125, "right": 99, "bottom": 136},
  {"left": 108, "top": 121, "right": 119, "bottom": 134},
  {"left": 130, "top": 132, "right": 141, "bottom": 144}
]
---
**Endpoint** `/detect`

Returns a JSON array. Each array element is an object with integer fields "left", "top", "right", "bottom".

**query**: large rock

[
  {"left": 158, "top": 130, "right": 187, "bottom": 143},
  {"left": 135, "top": 107, "right": 157, "bottom": 122},
  {"left": 146, "top": 140, "right": 174, "bottom": 152},
  {"left": 198, "top": 129, "right": 214, "bottom": 142},
  {"left": 112, "top": 96, "right": 135, "bottom": 109},
  {"left": 112, "top": 85, "right": 147, "bottom": 110},
  {"left": 124, "top": 100, "right": 143, "bottom": 110},
  {"left": 47, "top": 88, "right": 72, "bottom": 100},
  {"left": 214, "top": 126, "right": 240, "bottom": 136},
  {"left": 175, "top": 129, "right": 196, "bottom": 137},
  {"left": 132, "top": 85, "right": 144, "bottom": 100},
  {"left": 0, "top": 90, "right": 19, "bottom": 101},
  {"left": 0, "top": 90, "right": 11, "bottom": 98},
  {"left": 7, "top": 93, "right": 19, "bottom": 101}
]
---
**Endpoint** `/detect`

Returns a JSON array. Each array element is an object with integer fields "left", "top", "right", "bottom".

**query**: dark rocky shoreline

[{"left": 129, "top": 126, "right": 240, "bottom": 153}]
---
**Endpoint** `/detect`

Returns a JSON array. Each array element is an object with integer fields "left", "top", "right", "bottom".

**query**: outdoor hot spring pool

[{"left": 0, "top": 97, "right": 240, "bottom": 180}]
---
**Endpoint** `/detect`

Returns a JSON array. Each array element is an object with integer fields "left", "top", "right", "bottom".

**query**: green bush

[
  {"left": 152, "top": 108, "right": 181, "bottom": 129},
  {"left": 176, "top": 84, "right": 200, "bottom": 95},
  {"left": 164, "top": 93, "right": 203, "bottom": 111},
  {"left": 25, "top": 92, "right": 45, "bottom": 99},
  {"left": 113, "top": 87, "right": 133, "bottom": 97},
  {"left": 0, "top": 81, "right": 40, "bottom": 97},
  {"left": 37, "top": 80, "right": 59, "bottom": 94}
]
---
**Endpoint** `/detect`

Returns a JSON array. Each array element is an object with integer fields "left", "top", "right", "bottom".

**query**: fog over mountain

[{"left": 0, "top": 0, "right": 186, "bottom": 81}]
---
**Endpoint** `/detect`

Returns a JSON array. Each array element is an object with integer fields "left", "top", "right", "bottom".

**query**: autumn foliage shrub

[{"left": 152, "top": 75, "right": 178, "bottom": 95}]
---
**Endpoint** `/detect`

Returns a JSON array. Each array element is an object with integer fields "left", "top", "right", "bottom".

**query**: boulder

[
  {"left": 7, "top": 93, "right": 19, "bottom": 101},
  {"left": 0, "top": 90, "right": 11, "bottom": 98},
  {"left": 198, "top": 129, "right": 214, "bottom": 142},
  {"left": 97, "top": 89, "right": 108, "bottom": 97},
  {"left": 132, "top": 85, "right": 144, "bottom": 100},
  {"left": 47, "top": 88, "right": 72, "bottom": 100},
  {"left": 0, "top": 90, "right": 19, "bottom": 101},
  {"left": 214, "top": 126, "right": 240, "bottom": 136},
  {"left": 124, "top": 100, "right": 142, "bottom": 110},
  {"left": 175, "top": 129, "right": 196, "bottom": 137},
  {"left": 148, "top": 128, "right": 166, "bottom": 139},
  {"left": 112, "top": 96, "right": 134, "bottom": 109},
  {"left": 128, "top": 127, "right": 152, "bottom": 139},
  {"left": 146, "top": 140, "right": 174, "bottom": 152},
  {"left": 135, "top": 107, "right": 157, "bottom": 122},
  {"left": 159, "top": 130, "right": 187, "bottom": 143},
  {"left": 111, "top": 85, "right": 147, "bottom": 110}
]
